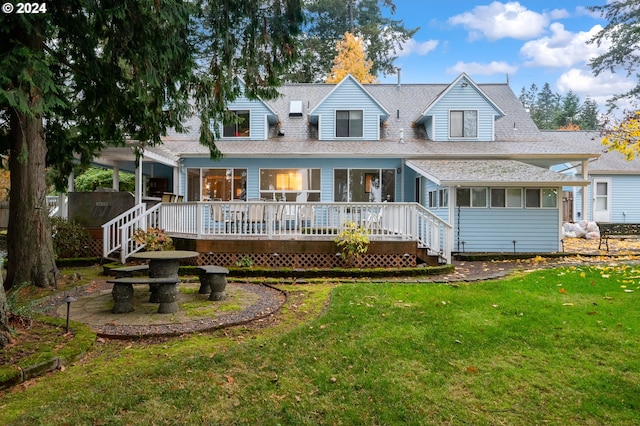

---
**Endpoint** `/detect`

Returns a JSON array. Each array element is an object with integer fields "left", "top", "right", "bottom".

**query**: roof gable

[
  {"left": 228, "top": 78, "right": 279, "bottom": 124},
  {"left": 308, "top": 74, "right": 390, "bottom": 124},
  {"left": 415, "top": 73, "right": 505, "bottom": 124}
]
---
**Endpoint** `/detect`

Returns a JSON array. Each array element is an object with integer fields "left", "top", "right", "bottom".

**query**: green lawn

[{"left": 1, "top": 264, "right": 639, "bottom": 425}]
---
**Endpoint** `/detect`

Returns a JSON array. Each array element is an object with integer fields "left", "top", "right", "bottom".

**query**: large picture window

[
  {"left": 260, "top": 168, "right": 321, "bottom": 201},
  {"left": 223, "top": 110, "right": 250, "bottom": 137},
  {"left": 187, "top": 168, "right": 247, "bottom": 201},
  {"left": 333, "top": 169, "right": 395, "bottom": 202},
  {"left": 450, "top": 110, "right": 478, "bottom": 138},
  {"left": 336, "top": 110, "right": 363, "bottom": 138}
]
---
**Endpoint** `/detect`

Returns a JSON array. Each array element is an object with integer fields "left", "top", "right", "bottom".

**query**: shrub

[
  {"left": 334, "top": 221, "right": 369, "bottom": 266},
  {"left": 132, "top": 227, "right": 174, "bottom": 251},
  {"left": 51, "top": 217, "right": 92, "bottom": 259}
]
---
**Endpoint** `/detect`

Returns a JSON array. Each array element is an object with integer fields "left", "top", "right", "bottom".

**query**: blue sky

[{"left": 377, "top": 1, "right": 630, "bottom": 110}]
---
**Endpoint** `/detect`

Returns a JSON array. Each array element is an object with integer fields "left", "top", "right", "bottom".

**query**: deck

[{"left": 103, "top": 201, "right": 454, "bottom": 265}]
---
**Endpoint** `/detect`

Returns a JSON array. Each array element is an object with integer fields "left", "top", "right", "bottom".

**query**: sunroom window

[
  {"left": 259, "top": 168, "right": 321, "bottom": 201},
  {"left": 336, "top": 110, "right": 363, "bottom": 138},
  {"left": 490, "top": 188, "right": 522, "bottom": 208},
  {"left": 187, "top": 168, "right": 247, "bottom": 201},
  {"left": 450, "top": 110, "right": 477, "bottom": 138},
  {"left": 456, "top": 187, "right": 487, "bottom": 207},
  {"left": 223, "top": 110, "right": 250, "bottom": 137}
]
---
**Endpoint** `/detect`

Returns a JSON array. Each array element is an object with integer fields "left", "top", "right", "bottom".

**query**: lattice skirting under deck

[{"left": 195, "top": 252, "right": 416, "bottom": 268}]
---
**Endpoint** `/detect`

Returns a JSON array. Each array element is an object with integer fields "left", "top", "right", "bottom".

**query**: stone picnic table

[{"left": 108, "top": 250, "right": 200, "bottom": 314}]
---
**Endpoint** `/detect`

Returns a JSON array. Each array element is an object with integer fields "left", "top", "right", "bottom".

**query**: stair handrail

[
  {"left": 118, "top": 203, "right": 162, "bottom": 262},
  {"left": 102, "top": 203, "right": 149, "bottom": 261}
]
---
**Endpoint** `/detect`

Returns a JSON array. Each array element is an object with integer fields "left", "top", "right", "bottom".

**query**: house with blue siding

[
  {"left": 546, "top": 130, "right": 640, "bottom": 225},
  {"left": 91, "top": 73, "right": 603, "bottom": 263}
]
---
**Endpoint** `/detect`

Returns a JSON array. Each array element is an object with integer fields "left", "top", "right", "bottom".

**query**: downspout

[
  {"left": 112, "top": 163, "right": 120, "bottom": 191},
  {"left": 582, "top": 160, "right": 589, "bottom": 221},
  {"left": 135, "top": 155, "right": 143, "bottom": 205}
]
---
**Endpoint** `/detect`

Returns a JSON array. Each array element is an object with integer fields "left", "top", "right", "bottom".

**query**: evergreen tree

[
  {"left": 290, "top": 0, "right": 417, "bottom": 82},
  {"left": 534, "top": 83, "right": 561, "bottom": 130},
  {"left": 554, "top": 91, "right": 582, "bottom": 128},
  {"left": 577, "top": 98, "right": 601, "bottom": 130},
  {"left": 589, "top": 1, "right": 640, "bottom": 157},
  {"left": 0, "top": 0, "right": 303, "bottom": 342},
  {"left": 589, "top": 0, "right": 640, "bottom": 102},
  {"left": 519, "top": 83, "right": 600, "bottom": 130}
]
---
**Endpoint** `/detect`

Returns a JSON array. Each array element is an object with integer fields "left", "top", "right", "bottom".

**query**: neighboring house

[
  {"left": 91, "top": 73, "right": 601, "bottom": 261},
  {"left": 546, "top": 130, "right": 640, "bottom": 224}
]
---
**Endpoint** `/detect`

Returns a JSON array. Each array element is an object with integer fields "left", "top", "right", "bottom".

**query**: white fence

[{"left": 103, "top": 201, "right": 453, "bottom": 263}]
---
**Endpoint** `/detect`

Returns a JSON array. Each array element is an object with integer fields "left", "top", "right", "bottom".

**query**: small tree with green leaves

[{"left": 335, "top": 221, "right": 370, "bottom": 267}]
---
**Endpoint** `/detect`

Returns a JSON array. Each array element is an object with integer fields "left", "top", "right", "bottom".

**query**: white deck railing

[
  {"left": 103, "top": 201, "right": 453, "bottom": 263},
  {"left": 102, "top": 203, "right": 161, "bottom": 263}
]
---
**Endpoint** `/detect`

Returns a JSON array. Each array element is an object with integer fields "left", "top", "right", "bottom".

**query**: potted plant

[{"left": 132, "top": 227, "right": 175, "bottom": 251}]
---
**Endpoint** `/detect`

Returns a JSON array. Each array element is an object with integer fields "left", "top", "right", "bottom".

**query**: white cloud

[
  {"left": 395, "top": 39, "right": 439, "bottom": 57},
  {"left": 446, "top": 60, "right": 518, "bottom": 76},
  {"left": 448, "top": 1, "right": 560, "bottom": 41},
  {"left": 556, "top": 68, "right": 635, "bottom": 110},
  {"left": 521, "top": 24, "right": 608, "bottom": 68}
]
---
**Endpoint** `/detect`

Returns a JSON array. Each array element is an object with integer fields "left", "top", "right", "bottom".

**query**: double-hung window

[
  {"left": 438, "top": 188, "right": 449, "bottom": 208},
  {"left": 223, "top": 110, "right": 250, "bottom": 137},
  {"left": 336, "top": 110, "right": 363, "bottom": 138},
  {"left": 450, "top": 110, "right": 478, "bottom": 138}
]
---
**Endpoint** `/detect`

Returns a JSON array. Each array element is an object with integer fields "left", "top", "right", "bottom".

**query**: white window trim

[
  {"left": 334, "top": 109, "right": 364, "bottom": 139},
  {"left": 448, "top": 109, "right": 479, "bottom": 140},
  {"left": 438, "top": 188, "right": 449, "bottom": 208},
  {"left": 490, "top": 188, "right": 523, "bottom": 209},
  {"left": 456, "top": 187, "right": 488, "bottom": 208},
  {"left": 221, "top": 110, "right": 251, "bottom": 139}
]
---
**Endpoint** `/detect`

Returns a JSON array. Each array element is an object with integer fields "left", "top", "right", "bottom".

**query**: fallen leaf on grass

[{"left": 466, "top": 366, "right": 479, "bottom": 374}]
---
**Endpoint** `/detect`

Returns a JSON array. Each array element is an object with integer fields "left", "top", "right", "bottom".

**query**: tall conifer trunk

[{"left": 4, "top": 28, "right": 57, "bottom": 290}]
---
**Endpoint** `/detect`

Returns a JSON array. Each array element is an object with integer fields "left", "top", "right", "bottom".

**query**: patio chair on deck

[
  {"left": 209, "top": 204, "right": 229, "bottom": 233},
  {"left": 247, "top": 203, "right": 265, "bottom": 233},
  {"left": 162, "top": 193, "right": 176, "bottom": 202},
  {"left": 365, "top": 204, "right": 385, "bottom": 233},
  {"left": 299, "top": 205, "right": 315, "bottom": 229}
]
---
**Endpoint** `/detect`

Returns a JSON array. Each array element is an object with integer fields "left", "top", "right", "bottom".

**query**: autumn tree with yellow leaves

[
  {"left": 326, "top": 32, "right": 376, "bottom": 84},
  {"left": 601, "top": 109, "right": 640, "bottom": 160}
]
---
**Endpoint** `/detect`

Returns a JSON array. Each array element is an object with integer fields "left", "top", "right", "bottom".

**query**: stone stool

[{"left": 196, "top": 266, "right": 230, "bottom": 301}]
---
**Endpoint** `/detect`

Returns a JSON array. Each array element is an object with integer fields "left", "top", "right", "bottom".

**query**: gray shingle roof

[
  {"left": 543, "top": 130, "right": 640, "bottom": 174},
  {"left": 407, "top": 159, "right": 589, "bottom": 186},
  {"left": 157, "top": 81, "right": 600, "bottom": 165}
]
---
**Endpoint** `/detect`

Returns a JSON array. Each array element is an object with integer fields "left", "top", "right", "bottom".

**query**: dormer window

[
  {"left": 336, "top": 110, "right": 363, "bottom": 138},
  {"left": 223, "top": 110, "right": 250, "bottom": 137},
  {"left": 450, "top": 110, "right": 477, "bottom": 138}
]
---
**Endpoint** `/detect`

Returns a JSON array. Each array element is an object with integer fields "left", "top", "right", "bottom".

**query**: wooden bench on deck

[{"left": 598, "top": 223, "right": 640, "bottom": 251}]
